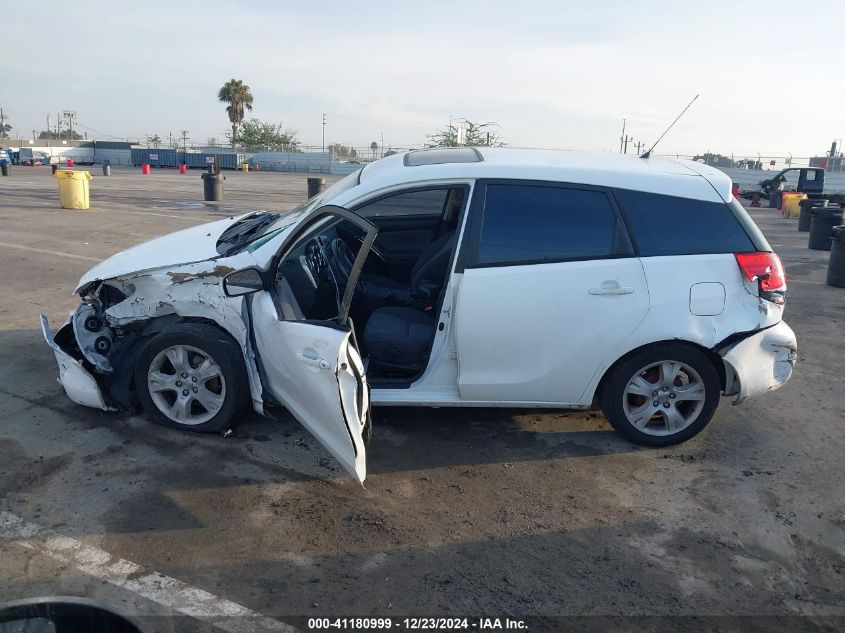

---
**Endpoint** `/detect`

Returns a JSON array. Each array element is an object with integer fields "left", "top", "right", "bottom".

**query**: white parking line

[
  {"left": 0, "top": 512, "right": 297, "bottom": 633},
  {"left": 0, "top": 242, "right": 101, "bottom": 262}
]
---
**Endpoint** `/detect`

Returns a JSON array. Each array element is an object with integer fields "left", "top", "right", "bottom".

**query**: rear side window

[
  {"left": 475, "top": 184, "right": 630, "bottom": 266},
  {"left": 614, "top": 189, "right": 757, "bottom": 256}
]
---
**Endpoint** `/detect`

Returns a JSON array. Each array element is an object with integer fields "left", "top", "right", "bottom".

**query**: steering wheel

[
  {"left": 352, "top": 234, "right": 388, "bottom": 267},
  {"left": 330, "top": 238, "right": 356, "bottom": 289}
]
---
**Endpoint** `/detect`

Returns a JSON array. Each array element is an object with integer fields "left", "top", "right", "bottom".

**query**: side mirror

[{"left": 223, "top": 267, "right": 264, "bottom": 297}]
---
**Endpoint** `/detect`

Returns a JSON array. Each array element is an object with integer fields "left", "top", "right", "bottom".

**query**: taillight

[{"left": 735, "top": 252, "right": 786, "bottom": 305}]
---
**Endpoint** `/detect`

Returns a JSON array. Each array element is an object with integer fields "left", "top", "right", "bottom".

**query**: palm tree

[
  {"left": 217, "top": 79, "right": 254, "bottom": 146},
  {"left": 370, "top": 141, "right": 379, "bottom": 161}
]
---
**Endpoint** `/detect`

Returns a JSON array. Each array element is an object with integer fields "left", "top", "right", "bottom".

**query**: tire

[
  {"left": 600, "top": 343, "right": 721, "bottom": 447},
  {"left": 134, "top": 322, "right": 249, "bottom": 433}
]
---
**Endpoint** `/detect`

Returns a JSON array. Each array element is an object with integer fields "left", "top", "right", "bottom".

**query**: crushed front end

[{"left": 40, "top": 279, "right": 137, "bottom": 411}]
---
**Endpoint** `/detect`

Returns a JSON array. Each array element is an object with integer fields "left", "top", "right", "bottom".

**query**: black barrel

[
  {"left": 828, "top": 226, "right": 845, "bottom": 288},
  {"left": 201, "top": 173, "right": 224, "bottom": 202},
  {"left": 798, "top": 198, "right": 828, "bottom": 232},
  {"left": 809, "top": 207, "right": 844, "bottom": 251},
  {"left": 307, "top": 177, "right": 325, "bottom": 198},
  {"left": 768, "top": 190, "right": 779, "bottom": 209},
  {"left": 0, "top": 163, "right": 9, "bottom": 176}
]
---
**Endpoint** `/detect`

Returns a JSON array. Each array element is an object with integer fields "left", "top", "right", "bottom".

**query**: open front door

[{"left": 250, "top": 206, "right": 377, "bottom": 483}]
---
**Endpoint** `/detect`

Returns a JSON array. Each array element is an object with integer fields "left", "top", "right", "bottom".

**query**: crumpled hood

[{"left": 75, "top": 215, "right": 245, "bottom": 292}]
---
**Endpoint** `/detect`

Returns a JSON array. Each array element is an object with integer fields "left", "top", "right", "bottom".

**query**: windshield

[{"left": 238, "top": 168, "right": 363, "bottom": 253}]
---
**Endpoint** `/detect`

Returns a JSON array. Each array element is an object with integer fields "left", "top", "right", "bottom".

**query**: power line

[{"left": 74, "top": 121, "right": 128, "bottom": 140}]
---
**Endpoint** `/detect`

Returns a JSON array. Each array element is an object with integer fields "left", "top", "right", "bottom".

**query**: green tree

[
  {"left": 0, "top": 123, "right": 11, "bottom": 139},
  {"left": 427, "top": 119, "right": 504, "bottom": 148},
  {"left": 38, "top": 129, "right": 82, "bottom": 140},
  {"left": 370, "top": 141, "right": 379, "bottom": 160},
  {"left": 231, "top": 118, "right": 299, "bottom": 151},
  {"left": 217, "top": 79, "right": 254, "bottom": 144},
  {"left": 147, "top": 134, "right": 162, "bottom": 149}
]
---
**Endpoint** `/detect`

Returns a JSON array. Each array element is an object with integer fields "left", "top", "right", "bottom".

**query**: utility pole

[
  {"left": 623, "top": 135, "right": 632, "bottom": 154},
  {"left": 380, "top": 131, "right": 384, "bottom": 158},
  {"left": 322, "top": 114, "right": 326, "bottom": 155},
  {"left": 62, "top": 110, "right": 76, "bottom": 142},
  {"left": 0, "top": 108, "right": 7, "bottom": 139},
  {"left": 619, "top": 118, "right": 626, "bottom": 154},
  {"left": 56, "top": 112, "right": 61, "bottom": 137},
  {"left": 180, "top": 130, "right": 189, "bottom": 152}
]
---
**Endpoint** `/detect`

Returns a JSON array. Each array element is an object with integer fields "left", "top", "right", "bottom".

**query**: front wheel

[
  {"left": 134, "top": 323, "right": 249, "bottom": 433},
  {"left": 600, "top": 344, "right": 721, "bottom": 446}
]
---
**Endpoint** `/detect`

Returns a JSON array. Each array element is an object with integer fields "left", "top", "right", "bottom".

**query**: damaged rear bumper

[
  {"left": 40, "top": 314, "right": 115, "bottom": 411},
  {"left": 721, "top": 320, "right": 797, "bottom": 404}
]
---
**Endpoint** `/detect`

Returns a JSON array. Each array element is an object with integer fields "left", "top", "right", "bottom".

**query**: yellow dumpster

[
  {"left": 242, "top": 162, "right": 249, "bottom": 172},
  {"left": 55, "top": 169, "right": 93, "bottom": 209},
  {"left": 782, "top": 192, "right": 806, "bottom": 219}
]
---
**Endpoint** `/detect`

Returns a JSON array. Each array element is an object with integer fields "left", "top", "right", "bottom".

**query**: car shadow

[{"left": 3, "top": 327, "right": 641, "bottom": 486}]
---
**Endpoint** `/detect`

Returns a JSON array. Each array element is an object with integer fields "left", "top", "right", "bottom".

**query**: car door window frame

[
  {"left": 266, "top": 205, "right": 377, "bottom": 327},
  {"left": 350, "top": 184, "right": 470, "bottom": 220},
  {"left": 455, "top": 179, "right": 636, "bottom": 272}
]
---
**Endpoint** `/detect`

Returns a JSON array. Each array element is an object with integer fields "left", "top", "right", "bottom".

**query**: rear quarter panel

[{"left": 578, "top": 253, "right": 784, "bottom": 405}]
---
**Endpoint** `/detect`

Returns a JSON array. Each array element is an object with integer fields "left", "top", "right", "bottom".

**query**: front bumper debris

[
  {"left": 721, "top": 320, "right": 797, "bottom": 404},
  {"left": 40, "top": 313, "right": 115, "bottom": 411}
]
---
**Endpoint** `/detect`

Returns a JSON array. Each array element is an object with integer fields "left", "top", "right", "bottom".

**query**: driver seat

[
  {"left": 363, "top": 306, "right": 437, "bottom": 375},
  {"left": 359, "top": 230, "right": 457, "bottom": 309}
]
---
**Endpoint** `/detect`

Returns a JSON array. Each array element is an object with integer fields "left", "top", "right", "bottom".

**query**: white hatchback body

[{"left": 42, "top": 148, "right": 797, "bottom": 483}]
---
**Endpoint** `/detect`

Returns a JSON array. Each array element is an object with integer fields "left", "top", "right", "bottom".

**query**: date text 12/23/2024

[{"left": 307, "top": 617, "right": 528, "bottom": 630}]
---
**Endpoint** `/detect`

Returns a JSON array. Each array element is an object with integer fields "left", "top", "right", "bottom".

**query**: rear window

[{"left": 614, "top": 189, "right": 759, "bottom": 256}]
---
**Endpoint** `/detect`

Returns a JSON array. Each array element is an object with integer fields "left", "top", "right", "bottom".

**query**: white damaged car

[{"left": 42, "top": 148, "right": 797, "bottom": 483}]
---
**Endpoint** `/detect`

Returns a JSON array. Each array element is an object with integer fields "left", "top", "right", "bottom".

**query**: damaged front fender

[
  {"left": 96, "top": 257, "right": 266, "bottom": 415},
  {"left": 45, "top": 252, "right": 268, "bottom": 416}
]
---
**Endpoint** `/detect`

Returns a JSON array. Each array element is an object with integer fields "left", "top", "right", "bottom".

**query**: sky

[{"left": 3, "top": 0, "right": 845, "bottom": 157}]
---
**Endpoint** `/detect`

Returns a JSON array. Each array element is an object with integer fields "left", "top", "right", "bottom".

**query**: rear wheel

[
  {"left": 134, "top": 323, "right": 249, "bottom": 433},
  {"left": 600, "top": 344, "right": 720, "bottom": 446}
]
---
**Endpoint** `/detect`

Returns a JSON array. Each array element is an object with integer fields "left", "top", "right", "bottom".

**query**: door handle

[
  {"left": 296, "top": 353, "right": 331, "bottom": 370},
  {"left": 589, "top": 283, "right": 635, "bottom": 295}
]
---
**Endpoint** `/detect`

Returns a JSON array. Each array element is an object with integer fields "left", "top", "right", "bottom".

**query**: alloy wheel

[
  {"left": 622, "top": 360, "right": 706, "bottom": 436},
  {"left": 147, "top": 344, "right": 226, "bottom": 425}
]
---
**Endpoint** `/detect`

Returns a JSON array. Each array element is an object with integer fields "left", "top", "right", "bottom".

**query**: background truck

[
  {"left": 738, "top": 166, "right": 845, "bottom": 205},
  {"left": 17, "top": 147, "right": 52, "bottom": 166}
]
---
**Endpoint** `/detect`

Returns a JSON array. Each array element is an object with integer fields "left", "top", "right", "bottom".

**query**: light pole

[
  {"left": 619, "top": 118, "right": 626, "bottom": 154},
  {"left": 322, "top": 114, "right": 326, "bottom": 156}
]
